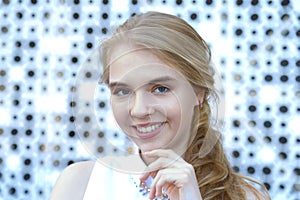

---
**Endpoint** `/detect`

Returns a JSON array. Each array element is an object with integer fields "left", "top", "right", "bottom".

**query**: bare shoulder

[{"left": 50, "top": 160, "right": 96, "bottom": 200}]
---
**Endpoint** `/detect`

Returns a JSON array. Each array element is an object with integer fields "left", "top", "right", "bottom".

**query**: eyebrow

[{"left": 109, "top": 76, "right": 176, "bottom": 88}]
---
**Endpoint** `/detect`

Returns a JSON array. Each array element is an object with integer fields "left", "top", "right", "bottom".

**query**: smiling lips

[{"left": 134, "top": 122, "right": 165, "bottom": 139}]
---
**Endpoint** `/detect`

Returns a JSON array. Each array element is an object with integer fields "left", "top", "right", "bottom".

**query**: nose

[{"left": 129, "top": 91, "right": 154, "bottom": 118}]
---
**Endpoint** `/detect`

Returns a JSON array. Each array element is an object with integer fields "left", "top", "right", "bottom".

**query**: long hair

[{"left": 100, "top": 11, "right": 269, "bottom": 200}]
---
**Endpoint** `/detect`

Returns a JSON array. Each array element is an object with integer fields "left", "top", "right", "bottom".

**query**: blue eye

[
  {"left": 153, "top": 86, "right": 169, "bottom": 94},
  {"left": 113, "top": 89, "right": 131, "bottom": 96}
]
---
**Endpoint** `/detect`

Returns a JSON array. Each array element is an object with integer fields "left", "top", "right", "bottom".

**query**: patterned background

[{"left": 0, "top": 0, "right": 299, "bottom": 199}]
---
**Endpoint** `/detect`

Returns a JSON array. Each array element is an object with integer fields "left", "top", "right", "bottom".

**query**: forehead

[{"left": 109, "top": 44, "right": 186, "bottom": 83}]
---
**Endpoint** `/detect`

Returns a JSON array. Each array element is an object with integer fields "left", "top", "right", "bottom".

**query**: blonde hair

[{"left": 100, "top": 11, "right": 270, "bottom": 200}]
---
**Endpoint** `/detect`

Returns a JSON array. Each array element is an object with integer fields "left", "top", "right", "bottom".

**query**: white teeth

[{"left": 136, "top": 123, "right": 163, "bottom": 133}]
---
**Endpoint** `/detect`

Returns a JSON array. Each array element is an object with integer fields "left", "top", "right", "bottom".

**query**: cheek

[
  {"left": 111, "top": 100, "right": 129, "bottom": 126},
  {"left": 168, "top": 96, "right": 195, "bottom": 127},
  {"left": 163, "top": 98, "right": 182, "bottom": 123}
]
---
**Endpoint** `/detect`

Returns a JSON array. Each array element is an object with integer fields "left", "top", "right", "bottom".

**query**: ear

[{"left": 196, "top": 89, "right": 205, "bottom": 104}]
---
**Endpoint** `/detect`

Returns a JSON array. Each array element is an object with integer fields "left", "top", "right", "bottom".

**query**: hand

[{"left": 139, "top": 149, "right": 203, "bottom": 200}]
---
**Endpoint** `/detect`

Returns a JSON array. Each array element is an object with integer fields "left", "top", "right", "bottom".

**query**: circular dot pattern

[{"left": 0, "top": 1, "right": 299, "bottom": 199}]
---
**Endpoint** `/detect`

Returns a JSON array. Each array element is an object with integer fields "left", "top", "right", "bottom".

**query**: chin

[{"left": 138, "top": 145, "right": 159, "bottom": 153}]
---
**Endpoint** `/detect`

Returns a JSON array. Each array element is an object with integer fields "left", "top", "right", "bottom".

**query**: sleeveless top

[
  {"left": 82, "top": 156, "right": 169, "bottom": 200},
  {"left": 81, "top": 156, "right": 262, "bottom": 200}
]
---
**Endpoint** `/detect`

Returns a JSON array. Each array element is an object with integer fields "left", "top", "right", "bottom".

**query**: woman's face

[{"left": 109, "top": 44, "right": 201, "bottom": 154}]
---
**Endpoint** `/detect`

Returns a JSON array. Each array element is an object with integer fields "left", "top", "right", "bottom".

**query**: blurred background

[{"left": 0, "top": 0, "right": 299, "bottom": 199}]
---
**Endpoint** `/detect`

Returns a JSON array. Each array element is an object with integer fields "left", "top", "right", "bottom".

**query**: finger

[
  {"left": 148, "top": 187, "right": 156, "bottom": 200},
  {"left": 152, "top": 168, "right": 190, "bottom": 190},
  {"left": 145, "top": 149, "right": 181, "bottom": 160},
  {"left": 139, "top": 172, "right": 150, "bottom": 181},
  {"left": 139, "top": 171, "right": 157, "bottom": 181},
  {"left": 147, "top": 156, "right": 186, "bottom": 172},
  {"left": 147, "top": 157, "right": 171, "bottom": 170},
  {"left": 149, "top": 170, "right": 167, "bottom": 199},
  {"left": 154, "top": 178, "right": 174, "bottom": 198},
  {"left": 151, "top": 171, "right": 173, "bottom": 198},
  {"left": 164, "top": 182, "right": 177, "bottom": 193},
  {"left": 150, "top": 168, "right": 187, "bottom": 198}
]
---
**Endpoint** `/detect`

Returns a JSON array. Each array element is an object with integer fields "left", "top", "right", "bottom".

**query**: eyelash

[
  {"left": 152, "top": 85, "right": 170, "bottom": 94},
  {"left": 112, "top": 88, "right": 131, "bottom": 96},
  {"left": 111, "top": 85, "right": 170, "bottom": 97}
]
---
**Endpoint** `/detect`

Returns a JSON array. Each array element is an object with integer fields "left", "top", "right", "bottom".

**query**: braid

[{"left": 185, "top": 99, "right": 246, "bottom": 200}]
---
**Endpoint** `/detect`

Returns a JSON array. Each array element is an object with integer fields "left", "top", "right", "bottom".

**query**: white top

[
  {"left": 50, "top": 155, "right": 267, "bottom": 200},
  {"left": 83, "top": 156, "right": 169, "bottom": 200}
]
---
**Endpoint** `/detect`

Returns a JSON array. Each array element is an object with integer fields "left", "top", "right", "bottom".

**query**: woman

[{"left": 50, "top": 12, "right": 270, "bottom": 200}]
